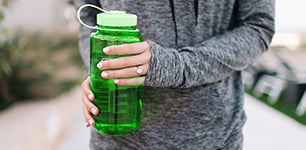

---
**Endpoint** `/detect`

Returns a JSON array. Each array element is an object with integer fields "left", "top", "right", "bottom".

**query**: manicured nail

[
  {"left": 101, "top": 72, "right": 108, "bottom": 78},
  {"left": 88, "top": 93, "right": 94, "bottom": 100},
  {"left": 88, "top": 119, "right": 94, "bottom": 126},
  {"left": 102, "top": 58, "right": 109, "bottom": 61},
  {"left": 103, "top": 47, "right": 109, "bottom": 53},
  {"left": 97, "top": 62, "right": 103, "bottom": 69},
  {"left": 91, "top": 108, "right": 97, "bottom": 115},
  {"left": 136, "top": 68, "right": 143, "bottom": 74},
  {"left": 114, "top": 79, "right": 120, "bottom": 84}
]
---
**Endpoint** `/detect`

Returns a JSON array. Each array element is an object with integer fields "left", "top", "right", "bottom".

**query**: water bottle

[{"left": 77, "top": 4, "right": 143, "bottom": 136}]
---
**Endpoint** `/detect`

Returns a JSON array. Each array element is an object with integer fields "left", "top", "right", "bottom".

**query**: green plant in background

[
  {"left": 8, "top": 33, "right": 83, "bottom": 100},
  {"left": 65, "top": 0, "right": 74, "bottom": 5},
  {"left": 300, "top": 42, "right": 306, "bottom": 50},
  {"left": 0, "top": 0, "right": 83, "bottom": 110},
  {"left": 0, "top": 0, "right": 18, "bottom": 109}
]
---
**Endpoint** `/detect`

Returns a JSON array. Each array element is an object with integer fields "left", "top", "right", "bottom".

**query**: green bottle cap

[{"left": 97, "top": 11, "right": 137, "bottom": 27}]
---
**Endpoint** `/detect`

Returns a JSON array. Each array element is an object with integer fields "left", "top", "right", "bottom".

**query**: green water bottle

[{"left": 77, "top": 4, "right": 143, "bottom": 136}]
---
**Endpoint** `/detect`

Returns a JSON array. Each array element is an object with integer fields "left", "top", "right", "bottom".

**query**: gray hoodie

[{"left": 74, "top": 0, "right": 275, "bottom": 149}]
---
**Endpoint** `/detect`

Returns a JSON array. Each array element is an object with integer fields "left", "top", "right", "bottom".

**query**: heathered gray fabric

[{"left": 74, "top": 0, "right": 275, "bottom": 149}]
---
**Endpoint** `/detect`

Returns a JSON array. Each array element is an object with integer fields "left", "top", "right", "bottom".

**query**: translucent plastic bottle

[{"left": 77, "top": 5, "right": 143, "bottom": 136}]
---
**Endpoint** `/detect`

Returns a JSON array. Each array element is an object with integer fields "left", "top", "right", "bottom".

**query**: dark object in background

[
  {"left": 243, "top": 48, "right": 306, "bottom": 125},
  {"left": 283, "top": 82, "right": 306, "bottom": 108}
]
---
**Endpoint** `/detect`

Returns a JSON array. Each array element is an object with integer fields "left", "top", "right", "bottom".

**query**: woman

[{"left": 74, "top": 0, "right": 275, "bottom": 149}]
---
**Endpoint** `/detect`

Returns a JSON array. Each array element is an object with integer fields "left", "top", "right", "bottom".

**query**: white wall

[
  {"left": 3, "top": 0, "right": 74, "bottom": 33},
  {"left": 276, "top": 0, "right": 306, "bottom": 33}
]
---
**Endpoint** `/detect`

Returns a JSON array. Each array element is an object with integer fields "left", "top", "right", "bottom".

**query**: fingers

[
  {"left": 83, "top": 105, "right": 95, "bottom": 128},
  {"left": 98, "top": 50, "right": 150, "bottom": 70},
  {"left": 114, "top": 76, "right": 146, "bottom": 86},
  {"left": 103, "top": 41, "right": 149, "bottom": 55},
  {"left": 101, "top": 64, "right": 149, "bottom": 79},
  {"left": 96, "top": 42, "right": 150, "bottom": 86},
  {"left": 81, "top": 76, "right": 94, "bottom": 101},
  {"left": 82, "top": 94, "right": 97, "bottom": 127},
  {"left": 81, "top": 77, "right": 98, "bottom": 127},
  {"left": 82, "top": 92, "right": 98, "bottom": 115}
]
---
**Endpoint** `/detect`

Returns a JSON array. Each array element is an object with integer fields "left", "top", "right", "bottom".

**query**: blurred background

[{"left": 0, "top": 0, "right": 305, "bottom": 150}]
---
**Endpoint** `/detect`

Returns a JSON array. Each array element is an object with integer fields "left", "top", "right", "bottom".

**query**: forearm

[{"left": 144, "top": 0, "right": 275, "bottom": 88}]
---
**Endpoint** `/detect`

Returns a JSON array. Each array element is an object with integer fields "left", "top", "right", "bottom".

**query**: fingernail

[
  {"left": 136, "top": 68, "right": 143, "bottom": 74},
  {"left": 97, "top": 62, "right": 103, "bottom": 69},
  {"left": 85, "top": 122, "right": 89, "bottom": 127},
  {"left": 103, "top": 47, "right": 109, "bottom": 53},
  {"left": 102, "top": 58, "right": 109, "bottom": 61},
  {"left": 101, "top": 72, "right": 108, "bottom": 78},
  {"left": 88, "top": 119, "right": 94, "bottom": 126},
  {"left": 114, "top": 79, "right": 119, "bottom": 84},
  {"left": 88, "top": 93, "right": 94, "bottom": 100},
  {"left": 91, "top": 108, "right": 97, "bottom": 115}
]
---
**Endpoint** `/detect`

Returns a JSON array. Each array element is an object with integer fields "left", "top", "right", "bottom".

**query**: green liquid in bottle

[{"left": 90, "top": 25, "right": 143, "bottom": 136}]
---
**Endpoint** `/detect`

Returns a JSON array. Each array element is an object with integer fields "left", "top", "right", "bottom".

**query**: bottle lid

[{"left": 97, "top": 11, "right": 137, "bottom": 27}]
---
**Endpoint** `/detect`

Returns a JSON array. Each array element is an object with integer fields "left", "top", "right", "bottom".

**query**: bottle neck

[{"left": 97, "top": 25, "right": 138, "bottom": 32}]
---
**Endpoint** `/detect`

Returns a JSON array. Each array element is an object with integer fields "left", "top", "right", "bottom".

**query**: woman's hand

[
  {"left": 81, "top": 41, "right": 151, "bottom": 127},
  {"left": 81, "top": 76, "right": 97, "bottom": 127},
  {"left": 97, "top": 41, "right": 151, "bottom": 85}
]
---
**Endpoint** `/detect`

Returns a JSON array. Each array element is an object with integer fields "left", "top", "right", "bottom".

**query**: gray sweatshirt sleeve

[
  {"left": 144, "top": 0, "right": 275, "bottom": 88},
  {"left": 74, "top": 0, "right": 101, "bottom": 74}
]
